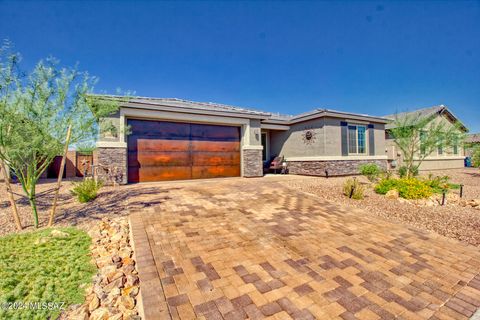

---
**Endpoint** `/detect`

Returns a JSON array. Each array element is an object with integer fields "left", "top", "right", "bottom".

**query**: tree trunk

[
  {"left": 29, "top": 183, "right": 39, "bottom": 228},
  {"left": 48, "top": 125, "right": 72, "bottom": 227},
  {"left": 0, "top": 160, "right": 22, "bottom": 230}
]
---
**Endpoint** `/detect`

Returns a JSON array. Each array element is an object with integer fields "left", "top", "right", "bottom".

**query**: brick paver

[{"left": 128, "top": 177, "right": 480, "bottom": 319}]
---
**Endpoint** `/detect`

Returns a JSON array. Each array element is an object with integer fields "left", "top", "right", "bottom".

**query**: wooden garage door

[{"left": 127, "top": 119, "right": 241, "bottom": 182}]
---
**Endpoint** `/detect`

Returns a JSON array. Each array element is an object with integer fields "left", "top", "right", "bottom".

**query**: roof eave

[{"left": 121, "top": 101, "right": 271, "bottom": 120}]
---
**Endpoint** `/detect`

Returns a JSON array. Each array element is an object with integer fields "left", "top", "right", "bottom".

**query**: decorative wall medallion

[{"left": 302, "top": 128, "right": 317, "bottom": 145}]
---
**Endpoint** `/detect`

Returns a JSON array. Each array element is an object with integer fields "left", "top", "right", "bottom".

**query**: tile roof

[
  {"left": 383, "top": 105, "right": 468, "bottom": 131},
  {"left": 466, "top": 133, "right": 480, "bottom": 143},
  {"left": 91, "top": 94, "right": 271, "bottom": 117}
]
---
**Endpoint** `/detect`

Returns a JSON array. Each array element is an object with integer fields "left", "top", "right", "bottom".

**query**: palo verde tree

[
  {"left": 0, "top": 41, "right": 122, "bottom": 228},
  {"left": 389, "top": 112, "right": 465, "bottom": 178}
]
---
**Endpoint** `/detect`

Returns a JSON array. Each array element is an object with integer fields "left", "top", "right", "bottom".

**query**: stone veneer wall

[
  {"left": 242, "top": 149, "right": 263, "bottom": 177},
  {"left": 287, "top": 159, "right": 387, "bottom": 176},
  {"left": 96, "top": 147, "right": 128, "bottom": 184}
]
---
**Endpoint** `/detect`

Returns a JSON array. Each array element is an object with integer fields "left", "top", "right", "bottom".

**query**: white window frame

[
  {"left": 437, "top": 136, "right": 444, "bottom": 156},
  {"left": 347, "top": 124, "right": 367, "bottom": 155}
]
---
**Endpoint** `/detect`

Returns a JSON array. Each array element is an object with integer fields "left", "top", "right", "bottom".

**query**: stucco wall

[
  {"left": 270, "top": 118, "right": 326, "bottom": 158},
  {"left": 270, "top": 117, "right": 385, "bottom": 159},
  {"left": 416, "top": 158, "right": 465, "bottom": 171},
  {"left": 385, "top": 112, "right": 465, "bottom": 170}
]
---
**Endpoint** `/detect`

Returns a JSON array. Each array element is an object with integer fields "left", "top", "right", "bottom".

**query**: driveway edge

[{"left": 129, "top": 212, "right": 172, "bottom": 320}]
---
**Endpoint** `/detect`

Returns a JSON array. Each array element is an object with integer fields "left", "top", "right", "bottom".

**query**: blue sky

[{"left": 1, "top": 1, "right": 479, "bottom": 131}]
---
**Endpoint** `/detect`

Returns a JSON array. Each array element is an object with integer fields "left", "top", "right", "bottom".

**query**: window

[
  {"left": 437, "top": 136, "right": 443, "bottom": 155},
  {"left": 419, "top": 131, "right": 427, "bottom": 155},
  {"left": 358, "top": 126, "right": 366, "bottom": 153},
  {"left": 348, "top": 125, "right": 367, "bottom": 154},
  {"left": 453, "top": 137, "right": 459, "bottom": 155}
]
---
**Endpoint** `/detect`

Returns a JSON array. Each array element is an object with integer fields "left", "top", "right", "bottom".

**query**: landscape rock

[
  {"left": 108, "top": 314, "right": 123, "bottom": 320},
  {"left": 89, "top": 307, "right": 110, "bottom": 320},
  {"left": 117, "top": 295, "right": 135, "bottom": 310},
  {"left": 385, "top": 189, "right": 399, "bottom": 200},
  {"left": 88, "top": 295, "right": 100, "bottom": 312},
  {"left": 65, "top": 218, "right": 138, "bottom": 319}
]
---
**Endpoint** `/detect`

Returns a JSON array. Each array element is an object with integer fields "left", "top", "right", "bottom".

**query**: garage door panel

[
  {"left": 129, "top": 151, "right": 191, "bottom": 166},
  {"left": 190, "top": 141, "right": 240, "bottom": 152},
  {"left": 136, "top": 139, "right": 190, "bottom": 152},
  {"left": 129, "top": 120, "right": 191, "bottom": 139},
  {"left": 191, "top": 165, "right": 240, "bottom": 179},
  {"left": 191, "top": 124, "right": 240, "bottom": 140},
  {"left": 127, "top": 119, "right": 240, "bottom": 183},
  {"left": 137, "top": 166, "right": 193, "bottom": 182},
  {"left": 191, "top": 152, "right": 240, "bottom": 166}
]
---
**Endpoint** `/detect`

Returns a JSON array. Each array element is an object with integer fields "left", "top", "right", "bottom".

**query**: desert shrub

[
  {"left": 343, "top": 178, "right": 364, "bottom": 200},
  {"left": 398, "top": 165, "right": 418, "bottom": 178},
  {"left": 472, "top": 147, "right": 480, "bottom": 168},
  {"left": 395, "top": 178, "right": 433, "bottom": 199},
  {"left": 359, "top": 163, "right": 381, "bottom": 182},
  {"left": 374, "top": 178, "right": 399, "bottom": 195},
  {"left": 71, "top": 178, "right": 103, "bottom": 203},
  {"left": 381, "top": 170, "right": 394, "bottom": 180},
  {"left": 375, "top": 178, "right": 432, "bottom": 199},
  {"left": 425, "top": 175, "right": 449, "bottom": 193}
]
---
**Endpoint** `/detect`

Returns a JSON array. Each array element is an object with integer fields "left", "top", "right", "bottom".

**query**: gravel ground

[
  {"left": 0, "top": 178, "right": 169, "bottom": 237},
  {"left": 283, "top": 168, "right": 480, "bottom": 247}
]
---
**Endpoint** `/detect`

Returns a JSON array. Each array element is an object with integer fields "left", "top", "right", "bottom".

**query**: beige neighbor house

[
  {"left": 384, "top": 106, "right": 468, "bottom": 171},
  {"left": 465, "top": 133, "right": 480, "bottom": 159},
  {"left": 94, "top": 95, "right": 389, "bottom": 184}
]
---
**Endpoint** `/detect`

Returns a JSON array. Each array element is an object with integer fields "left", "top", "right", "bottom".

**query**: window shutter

[
  {"left": 368, "top": 124, "right": 375, "bottom": 155},
  {"left": 341, "top": 121, "right": 348, "bottom": 156}
]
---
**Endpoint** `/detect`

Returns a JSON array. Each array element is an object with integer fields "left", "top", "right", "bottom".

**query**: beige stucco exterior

[
  {"left": 385, "top": 111, "right": 466, "bottom": 171},
  {"left": 269, "top": 116, "right": 386, "bottom": 161}
]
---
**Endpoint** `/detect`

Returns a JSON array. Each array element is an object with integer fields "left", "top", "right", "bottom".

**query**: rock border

[{"left": 65, "top": 218, "right": 140, "bottom": 320}]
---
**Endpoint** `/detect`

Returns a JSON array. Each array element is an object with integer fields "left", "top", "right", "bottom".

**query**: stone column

[
  {"left": 242, "top": 147, "right": 263, "bottom": 177},
  {"left": 96, "top": 147, "right": 128, "bottom": 185}
]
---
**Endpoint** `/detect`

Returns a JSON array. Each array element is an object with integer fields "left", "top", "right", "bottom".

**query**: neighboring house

[
  {"left": 93, "top": 95, "right": 389, "bottom": 183},
  {"left": 465, "top": 133, "right": 480, "bottom": 158},
  {"left": 384, "top": 106, "right": 468, "bottom": 171}
]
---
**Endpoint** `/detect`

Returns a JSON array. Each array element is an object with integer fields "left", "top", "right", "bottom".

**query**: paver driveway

[{"left": 128, "top": 176, "right": 480, "bottom": 320}]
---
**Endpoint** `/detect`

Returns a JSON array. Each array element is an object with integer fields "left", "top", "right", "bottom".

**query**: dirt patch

[
  {"left": 283, "top": 168, "right": 480, "bottom": 247},
  {"left": 0, "top": 179, "right": 172, "bottom": 236}
]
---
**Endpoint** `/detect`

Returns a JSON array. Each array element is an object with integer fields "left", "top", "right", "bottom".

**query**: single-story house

[
  {"left": 465, "top": 133, "right": 480, "bottom": 158},
  {"left": 384, "top": 105, "right": 468, "bottom": 171},
  {"left": 94, "top": 95, "right": 390, "bottom": 183}
]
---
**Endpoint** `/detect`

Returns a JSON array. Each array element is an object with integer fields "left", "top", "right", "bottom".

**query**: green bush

[
  {"left": 375, "top": 177, "right": 433, "bottom": 199},
  {"left": 395, "top": 178, "right": 433, "bottom": 199},
  {"left": 398, "top": 165, "right": 419, "bottom": 178},
  {"left": 374, "top": 178, "right": 399, "bottom": 195},
  {"left": 359, "top": 163, "right": 381, "bottom": 182},
  {"left": 71, "top": 178, "right": 103, "bottom": 203},
  {"left": 472, "top": 147, "right": 480, "bottom": 168},
  {"left": 425, "top": 174, "right": 449, "bottom": 193},
  {"left": 343, "top": 178, "right": 364, "bottom": 200}
]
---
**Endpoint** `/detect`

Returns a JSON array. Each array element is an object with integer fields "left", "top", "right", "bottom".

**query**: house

[
  {"left": 93, "top": 95, "right": 389, "bottom": 183},
  {"left": 384, "top": 106, "right": 468, "bottom": 171},
  {"left": 465, "top": 133, "right": 480, "bottom": 159}
]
